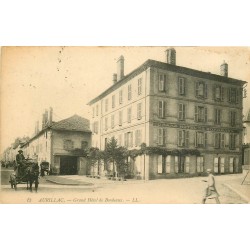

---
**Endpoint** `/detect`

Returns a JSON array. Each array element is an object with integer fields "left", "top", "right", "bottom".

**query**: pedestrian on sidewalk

[{"left": 202, "top": 168, "right": 220, "bottom": 204}]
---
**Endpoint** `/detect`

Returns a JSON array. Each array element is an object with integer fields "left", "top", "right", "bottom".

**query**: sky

[{"left": 1, "top": 46, "right": 250, "bottom": 153}]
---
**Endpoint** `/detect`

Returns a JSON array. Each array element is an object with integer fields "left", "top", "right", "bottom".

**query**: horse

[{"left": 25, "top": 162, "right": 39, "bottom": 192}]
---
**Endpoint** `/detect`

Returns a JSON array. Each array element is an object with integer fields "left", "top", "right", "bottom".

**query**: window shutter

[
  {"left": 214, "top": 157, "right": 219, "bottom": 173},
  {"left": 163, "top": 129, "right": 167, "bottom": 145},
  {"left": 183, "top": 104, "right": 186, "bottom": 120},
  {"left": 153, "top": 128, "right": 158, "bottom": 145},
  {"left": 195, "top": 82, "right": 199, "bottom": 97},
  {"left": 195, "top": 106, "right": 198, "bottom": 122},
  {"left": 157, "top": 155, "right": 163, "bottom": 174},
  {"left": 204, "top": 132, "right": 208, "bottom": 148},
  {"left": 218, "top": 109, "right": 221, "bottom": 124},
  {"left": 229, "top": 111, "right": 232, "bottom": 126},
  {"left": 178, "top": 130, "right": 182, "bottom": 146},
  {"left": 158, "top": 101, "right": 162, "bottom": 118},
  {"left": 164, "top": 75, "right": 167, "bottom": 92},
  {"left": 221, "top": 133, "right": 225, "bottom": 148},
  {"left": 204, "top": 107, "right": 208, "bottom": 122},
  {"left": 221, "top": 87, "right": 224, "bottom": 101},
  {"left": 213, "top": 85, "right": 216, "bottom": 100},
  {"left": 204, "top": 84, "right": 208, "bottom": 98},
  {"left": 183, "top": 80, "right": 186, "bottom": 95},
  {"left": 195, "top": 132, "right": 198, "bottom": 147},
  {"left": 179, "top": 104, "right": 182, "bottom": 120},
  {"left": 124, "top": 133, "right": 128, "bottom": 147},
  {"left": 236, "top": 89, "right": 239, "bottom": 104},
  {"left": 164, "top": 101, "right": 167, "bottom": 118},
  {"left": 185, "top": 131, "right": 189, "bottom": 147},
  {"left": 228, "top": 88, "right": 231, "bottom": 102}
]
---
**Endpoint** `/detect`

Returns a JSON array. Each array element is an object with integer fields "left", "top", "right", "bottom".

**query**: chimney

[
  {"left": 113, "top": 73, "right": 117, "bottom": 84},
  {"left": 117, "top": 55, "right": 124, "bottom": 81},
  {"left": 165, "top": 48, "right": 176, "bottom": 65},
  {"left": 49, "top": 107, "right": 53, "bottom": 125},
  {"left": 220, "top": 61, "right": 228, "bottom": 77},
  {"left": 37, "top": 121, "right": 39, "bottom": 132},
  {"left": 45, "top": 109, "right": 49, "bottom": 126}
]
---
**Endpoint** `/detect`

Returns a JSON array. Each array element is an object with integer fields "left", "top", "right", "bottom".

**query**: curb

[
  {"left": 45, "top": 179, "right": 94, "bottom": 186},
  {"left": 223, "top": 183, "right": 250, "bottom": 203}
]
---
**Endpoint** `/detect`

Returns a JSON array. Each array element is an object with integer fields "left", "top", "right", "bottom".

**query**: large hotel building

[{"left": 88, "top": 49, "right": 246, "bottom": 180}]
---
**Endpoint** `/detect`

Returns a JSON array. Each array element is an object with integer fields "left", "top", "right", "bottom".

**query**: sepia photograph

[{"left": 1, "top": 46, "right": 249, "bottom": 204}]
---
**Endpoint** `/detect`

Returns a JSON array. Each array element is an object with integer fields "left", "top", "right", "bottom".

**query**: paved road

[{"left": 0, "top": 166, "right": 247, "bottom": 204}]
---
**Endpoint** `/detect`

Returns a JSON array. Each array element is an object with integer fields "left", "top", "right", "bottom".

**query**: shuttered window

[
  {"left": 105, "top": 117, "right": 108, "bottom": 131},
  {"left": 195, "top": 82, "right": 207, "bottom": 98},
  {"left": 179, "top": 103, "right": 186, "bottom": 121},
  {"left": 159, "top": 74, "right": 167, "bottom": 92},
  {"left": 215, "top": 109, "right": 221, "bottom": 125},
  {"left": 229, "top": 111, "right": 236, "bottom": 127},
  {"left": 119, "top": 110, "right": 123, "bottom": 126},
  {"left": 178, "top": 77, "right": 186, "bottom": 95},
  {"left": 137, "top": 103, "right": 142, "bottom": 120},
  {"left": 119, "top": 90, "right": 123, "bottom": 104},
  {"left": 159, "top": 101, "right": 166, "bottom": 119},
  {"left": 229, "top": 133, "right": 236, "bottom": 150},
  {"left": 135, "top": 130, "right": 142, "bottom": 147},
  {"left": 105, "top": 99, "right": 108, "bottom": 112},
  {"left": 178, "top": 130, "right": 189, "bottom": 147},
  {"left": 127, "top": 107, "right": 132, "bottom": 123},
  {"left": 112, "top": 95, "right": 115, "bottom": 108},
  {"left": 154, "top": 128, "right": 167, "bottom": 146},
  {"left": 195, "top": 106, "right": 207, "bottom": 122},
  {"left": 228, "top": 88, "right": 239, "bottom": 104},
  {"left": 138, "top": 78, "right": 142, "bottom": 95},
  {"left": 111, "top": 114, "right": 115, "bottom": 128},
  {"left": 128, "top": 84, "right": 132, "bottom": 100}
]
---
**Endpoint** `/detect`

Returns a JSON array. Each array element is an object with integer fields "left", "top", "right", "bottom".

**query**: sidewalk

[{"left": 222, "top": 172, "right": 250, "bottom": 203}]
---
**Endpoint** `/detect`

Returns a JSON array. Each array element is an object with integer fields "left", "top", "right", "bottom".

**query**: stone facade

[{"left": 89, "top": 50, "right": 246, "bottom": 180}]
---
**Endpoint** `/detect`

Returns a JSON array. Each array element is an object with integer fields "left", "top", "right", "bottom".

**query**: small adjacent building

[
  {"left": 243, "top": 109, "right": 250, "bottom": 166},
  {"left": 21, "top": 111, "right": 92, "bottom": 175}
]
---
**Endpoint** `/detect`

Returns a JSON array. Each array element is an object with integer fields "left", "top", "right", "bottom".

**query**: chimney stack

[
  {"left": 49, "top": 107, "right": 53, "bottom": 125},
  {"left": 113, "top": 73, "right": 117, "bottom": 84},
  {"left": 220, "top": 61, "right": 228, "bottom": 77},
  {"left": 117, "top": 55, "right": 124, "bottom": 81},
  {"left": 42, "top": 113, "right": 45, "bottom": 129},
  {"left": 165, "top": 48, "right": 176, "bottom": 65},
  {"left": 45, "top": 109, "right": 49, "bottom": 126}
]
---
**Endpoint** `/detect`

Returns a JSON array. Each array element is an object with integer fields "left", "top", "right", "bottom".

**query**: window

[
  {"left": 105, "top": 117, "right": 108, "bottom": 131},
  {"left": 195, "top": 106, "right": 207, "bottom": 122},
  {"left": 178, "top": 130, "right": 189, "bottom": 147},
  {"left": 93, "top": 121, "right": 99, "bottom": 134},
  {"left": 159, "top": 74, "right": 167, "bottom": 92},
  {"left": 128, "top": 84, "right": 132, "bottom": 100},
  {"left": 92, "top": 107, "right": 95, "bottom": 118},
  {"left": 118, "top": 134, "right": 123, "bottom": 146},
  {"left": 138, "top": 78, "right": 142, "bottom": 95},
  {"left": 127, "top": 107, "right": 132, "bottom": 123},
  {"left": 95, "top": 105, "right": 99, "bottom": 116},
  {"left": 158, "top": 101, "right": 166, "bottom": 119},
  {"left": 229, "top": 133, "right": 236, "bottom": 150},
  {"left": 135, "top": 130, "right": 142, "bottom": 146},
  {"left": 195, "top": 81, "right": 207, "bottom": 98},
  {"left": 228, "top": 88, "right": 239, "bottom": 104},
  {"left": 153, "top": 128, "right": 167, "bottom": 146},
  {"left": 214, "top": 85, "right": 224, "bottom": 101},
  {"left": 197, "top": 156, "right": 204, "bottom": 173},
  {"left": 178, "top": 77, "right": 185, "bottom": 95},
  {"left": 230, "top": 111, "right": 236, "bottom": 127},
  {"left": 214, "top": 133, "right": 225, "bottom": 149},
  {"left": 119, "top": 90, "right": 123, "bottom": 104},
  {"left": 81, "top": 141, "right": 88, "bottom": 149},
  {"left": 214, "top": 109, "right": 221, "bottom": 125},
  {"left": 119, "top": 110, "right": 123, "bottom": 126},
  {"left": 195, "top": 132, "right": 208, "bottom": 148},
  {"left": 179, "top": 103, "right": 186, "bottom": 121},
  {"left": 137, "top": 103, "right": 142, "bottom": 120},
  {"left": 105, "top": 99, "right": 108, "bottom": 112},
  {"left": 111, "top": 114, "right": 115, "bottom": 128},
  {"left": 64, "top": 140, "right": 74, "bottom": 150},
  {"left": 124, "top": 132, "right": 133, "bottom": 148},
  {"left": 112, "top": 95, "right": 115, "bottom": 108}
]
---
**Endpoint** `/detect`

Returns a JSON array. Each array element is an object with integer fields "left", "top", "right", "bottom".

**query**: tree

[{"left": 105, "top": 137, "right": 128, "bottom": 178}]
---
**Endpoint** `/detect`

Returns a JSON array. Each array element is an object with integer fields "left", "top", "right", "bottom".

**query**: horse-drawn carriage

[{"left": 9, "top": 158, "right": 39, "bottom": 192}]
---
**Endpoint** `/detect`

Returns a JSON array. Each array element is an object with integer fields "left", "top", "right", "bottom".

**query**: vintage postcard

[{"left": 1, "top": 46, "right": 250, "bottom": 204}]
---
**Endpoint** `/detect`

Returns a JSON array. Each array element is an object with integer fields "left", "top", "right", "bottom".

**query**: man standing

[
  {"left": 202, "top": 169, "right": 220, "bottom": 204},
  {"left": 16, "top": 149, "right": 25, "bottom": 176}
]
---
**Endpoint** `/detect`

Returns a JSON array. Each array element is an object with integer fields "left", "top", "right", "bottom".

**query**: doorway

[{"left": 60, "top": 156, "right": 78, "bottom": 175}]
